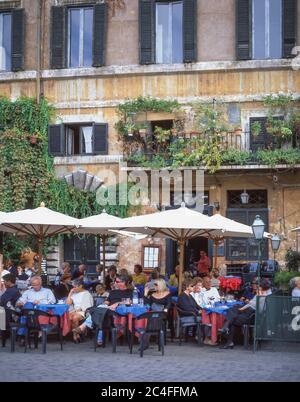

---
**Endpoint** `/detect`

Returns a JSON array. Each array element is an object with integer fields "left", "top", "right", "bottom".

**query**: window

[
  {"left": 252, "top": 0, "right": 282, "bottom": 59},
  {"left": 48, "top": 123, "right": 108, "bottom": 156},
  {"left": 226, "top": 190, "right": 269, "bottom": 261},
  {"left": 68, "top": 7, "right": 93, "bottom": 68},
  {"left": 236, "top": 0, "right": 297, "bottom": 60},
  {"left": 142, "top": 246, "right": 161, "bottom": 270},
  {"left": 0, "top": 12, "right": 12, "bottom": 71},
  {"left": 155, "top": 1, "right": 183, "bottom": 63}
]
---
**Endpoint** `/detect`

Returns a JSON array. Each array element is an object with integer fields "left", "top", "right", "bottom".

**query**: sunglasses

[{"left": 115, "top": 280, "right": 124, "bottom": 284}]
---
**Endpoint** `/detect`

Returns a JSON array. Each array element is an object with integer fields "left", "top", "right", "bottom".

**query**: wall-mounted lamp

[
  {"left": 213, "top": 201, "right": 220, "bottom": 211},
  {"left": 240, "top": 190, "right": 250, "bottom": 205}
]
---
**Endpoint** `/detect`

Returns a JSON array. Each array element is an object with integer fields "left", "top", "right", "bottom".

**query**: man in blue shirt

[
  {"left": 16, "top": 275, "right": 56, "bottom": 306},
  {"left": 0, "top": 274, "right": 21, "bottom": 308}
]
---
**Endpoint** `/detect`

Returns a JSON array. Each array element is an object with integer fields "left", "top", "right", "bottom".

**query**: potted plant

[
  {"left": 234, "top": 126, "right": 243, "bottom": 136},
  {"left": 250, "top": 121, "right": 262, "bottom": 137}
]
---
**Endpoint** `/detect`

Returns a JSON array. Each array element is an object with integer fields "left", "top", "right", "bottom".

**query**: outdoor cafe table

[
  {"left": 115, "top": 304, "right": 149, "bottom": 350},
  {"left": 201, "top": 301, "right": 244, "bottom": 344},
  {"left": 21, "top": 303, "right": 70, "bottom": 336}
]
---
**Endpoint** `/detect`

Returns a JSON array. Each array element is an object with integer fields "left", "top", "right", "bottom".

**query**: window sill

[{"left": 53, "top": 154, "right": 123, "bottom": 165}]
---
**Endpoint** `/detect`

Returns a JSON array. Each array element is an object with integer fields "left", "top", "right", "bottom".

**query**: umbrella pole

[
  {"left": 214, "top": 239, "right": 218, "bottom": 270},
  {"left": 178, "top": 239, "right": 185, "bottom": 294},
  {"left": 38, "top": 237, "right": 43, "bottom": 275},
  {"left": 102, "top": 235, "right": 107, "bottom": 284}
]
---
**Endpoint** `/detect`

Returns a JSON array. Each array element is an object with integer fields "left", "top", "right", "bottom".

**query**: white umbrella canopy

[
  {"left": 121, "top": 203, "right": 223, "bottom": 292},
  {"left": 77, "top": 211, "right": 125, "bottom": 281},
  {"left": 0, "top": 203, "right": 81, "bottom": 272}
]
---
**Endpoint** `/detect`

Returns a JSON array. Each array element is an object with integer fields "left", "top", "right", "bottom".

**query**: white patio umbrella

[
  {"left": 0, "top": 203, "right": 81, "bottom": 273},
  {"left": 121, "top": 203, "right": 222, "bottom": 292},
  {"left": 77, "top": 211, "right": 125, "bottom": 282}
]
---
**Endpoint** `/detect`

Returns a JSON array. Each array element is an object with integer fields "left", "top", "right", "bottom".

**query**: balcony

[{"left": 123, "top": 129, "right": 300, "bottom": 171}]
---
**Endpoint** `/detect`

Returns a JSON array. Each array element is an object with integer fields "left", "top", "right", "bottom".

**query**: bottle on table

[{"left": 132, "top": 288, "right": 139, "bottom": 305}]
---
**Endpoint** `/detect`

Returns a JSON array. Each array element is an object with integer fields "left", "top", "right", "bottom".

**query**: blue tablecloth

[
  {"left": 204, "top": 301, "right": 244, "bottom": 315},
  {"left": 115, "top": 304, "right": 149, "bottom": 317},
  {"left": 23, "top": 302, "right": 69, "bottom": 316}
]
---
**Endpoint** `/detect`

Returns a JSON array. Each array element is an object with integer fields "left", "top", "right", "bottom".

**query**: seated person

[
  {"left": 5, "top": 259, "right": 18, "bottom": 277},
  {"left": 96, "top": 264, "right": 103, "bottom": 281},
  {"left": 190, "top": 277, "right": 203, "bottom": 307},
  {"left": 200, "top": 276, "right": 221, "bottom": 306},
  {"left": 240, "top": 279, "right": 258, "bottom": 302},
  {"left": 177, "top": 278, "right": 202, "bottom": 316},
  {"left": 210, "top": 269, "right": 220, "bottom": 289},
  {"left": 292, "top": 277, "right": 300, "bottom": 297},
  {"left": 105, "top": 265, "right": 117, "bottom": 291},
  {"left": 132, "top": 264, "right": 148, "bottom": 286},
  {"left": 144, "top": 269, "right": 160, "bottom": 294},
  {"left": 71, "top": 264, "right": 86, "bottom": 281},
  {"left": 220, "top": 280, "right": 272, "bottom": 349},
  {"left": 169, "top": 265, "right": 180, "bottom": 288},
  {"left": 54, "top": 262, "right": 71, "bottom": 286},
  {"left": 118, "top": 268, "right": 129, "bottom": 276},
  {"left": 144, "top": 278, "right": 171, "bottom": 311},
  {"left": 72, "top": 274, "right": 133, "bottom": 344},
  {"left": 94, "top": 283, "right": 109, "bottom": 306},
  {"left": 16, "top": 276, "right": 56, "bottom": 306},
  {"left": 66, "top": 279, "right": 94, "bottom": 342},
  {"left": 53, "top": 273, "right": 73, "bottom": 301},
  {"left": 0, "top": 274, "right": 21, "bottom": 308}
]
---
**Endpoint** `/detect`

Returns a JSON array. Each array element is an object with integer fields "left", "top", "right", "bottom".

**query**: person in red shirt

[{"left": 197, "top": 251, "right": 211, "bottom": 275}]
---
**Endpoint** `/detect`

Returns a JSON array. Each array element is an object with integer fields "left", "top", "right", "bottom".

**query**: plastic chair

[
  {"left": 175, "top": 306, "right": 204, "bottom": 346},
  {"left": 136, "top": 311, "right": 167, "bottom": 357},
  {"left": 89, "top": 307, "right": 118, "bottom": 353},
  {"left": 1, "top": 308, "right": 21, "bottom": 349},
  {"left": 11, "top": 308, "right": 63, "bottom": 354}
]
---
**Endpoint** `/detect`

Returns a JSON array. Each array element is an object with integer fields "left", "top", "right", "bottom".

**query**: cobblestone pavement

[{"left": 1, "top": 338, "right": 300, "bottom": 382}]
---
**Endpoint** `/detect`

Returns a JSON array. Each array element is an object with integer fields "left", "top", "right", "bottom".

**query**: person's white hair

[
  {"left": 294, "top": 277, "right": 300, "bottom": 286},
  {"left": 30, "top": 275, "right": 42, "bottom": 285}
]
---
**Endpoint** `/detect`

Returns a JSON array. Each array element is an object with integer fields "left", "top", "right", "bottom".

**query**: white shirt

[
  {"left": 71, "top": 290, "right": 93, "bottom": 313},
  {"left": 191, "top": 292, "right": 202, "bottom": 307},
  {"left": 17, "top": 287, "right": 56, "bottom": 305},
  {"left": 200, "top": 287, "right": 221, "bottom": 306},
  {"left": 292, "top": 288, "right": 300, "bottom": 297}
]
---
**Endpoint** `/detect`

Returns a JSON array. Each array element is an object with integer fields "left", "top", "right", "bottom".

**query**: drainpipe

[{"left": 36, "top": 0, "right": 43, "bottom": 103}]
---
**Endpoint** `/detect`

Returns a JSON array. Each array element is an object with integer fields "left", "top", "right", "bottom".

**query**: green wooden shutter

[
  {"left": 93, "top": 124, "right": 108, "bottom": 155},
  {"left": 93, "top": 3, "right": 107, "bottom": 67},
  {"left": 50, "top": 6, "right": 66, "bottom": 69},
  {"left": 11, "top": 9, "right": 25, "bottom": 71},
  {"left": 283, "top": 0, "right": 297, "bottom": 58},
  {"left": 139, "top": 0, "right": 155, "bottom": 64},
  {"left": 183, "top": 0, "right": 197, "bottom": 63},
  {"left": 236, "top": 0, "right": 251, "bottom": 60},
  {"left": 48, "top": 125, "right": 65, "bottom": 156}
]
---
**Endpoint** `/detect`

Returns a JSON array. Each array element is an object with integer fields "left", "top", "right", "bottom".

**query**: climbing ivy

[{"left": 0, "top": 97, "right": 132, "bottom": 260}]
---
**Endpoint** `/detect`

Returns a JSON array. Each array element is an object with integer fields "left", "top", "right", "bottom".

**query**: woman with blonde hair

[
  {"left": 144, "top": 278, "right": 171, "bottom": 311},
  {"left": 292, "top": 277, "right": 300, "bottom": 297}
]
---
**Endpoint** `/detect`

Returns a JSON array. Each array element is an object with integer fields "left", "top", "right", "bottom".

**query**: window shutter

[
  {"left": 93, "top": 3, "right": 107, "bottom": 67},
  {"left": 11, "top": 8, "right": 25, "bottom": 72},
  {"left": 236, "top": 0, "right": 251, "bottom": 60},
  {"left": 50, "top": 6, "right": 66, "bottom": 69},
  {"left": 283, "top": 0, "right": 297, "bottom": 58},
  {"left": 183, "top": 0, "right": 197, "bottom": 63},
  {"left": 93, "top": 123, "right": 108, "bottom": 155},
  {"left": 139, "top": 0, "right": 155, "bottom": 64},
  {"left": 48, "top": 125, "right": 65, "bottom": 156}
]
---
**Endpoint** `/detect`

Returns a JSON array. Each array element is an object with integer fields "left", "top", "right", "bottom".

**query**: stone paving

[{"left": 1, "top": 337, "right": 300, "bottom": 382}]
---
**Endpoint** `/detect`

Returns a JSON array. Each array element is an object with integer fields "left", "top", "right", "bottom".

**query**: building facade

[{"left": 0, "top": 0, "right": 300, "bottom": 276}]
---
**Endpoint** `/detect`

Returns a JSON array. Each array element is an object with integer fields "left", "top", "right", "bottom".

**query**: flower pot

[
  {"left": 234, "top": 127, "right": 243, "bottom": 135},
  {"left": 139, "top": 128, "right": 147, "bottom": 138},
  {"left": 29, "top": 135, "right": 38, "bottom": 144}
]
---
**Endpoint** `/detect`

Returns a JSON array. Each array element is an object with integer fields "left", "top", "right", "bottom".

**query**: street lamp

[
  {"left": 271, "top": 233, "right": 281, "bottom": 273},
  {"left": 252, "top": 215, "right": 265, "bottom": 288}
]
